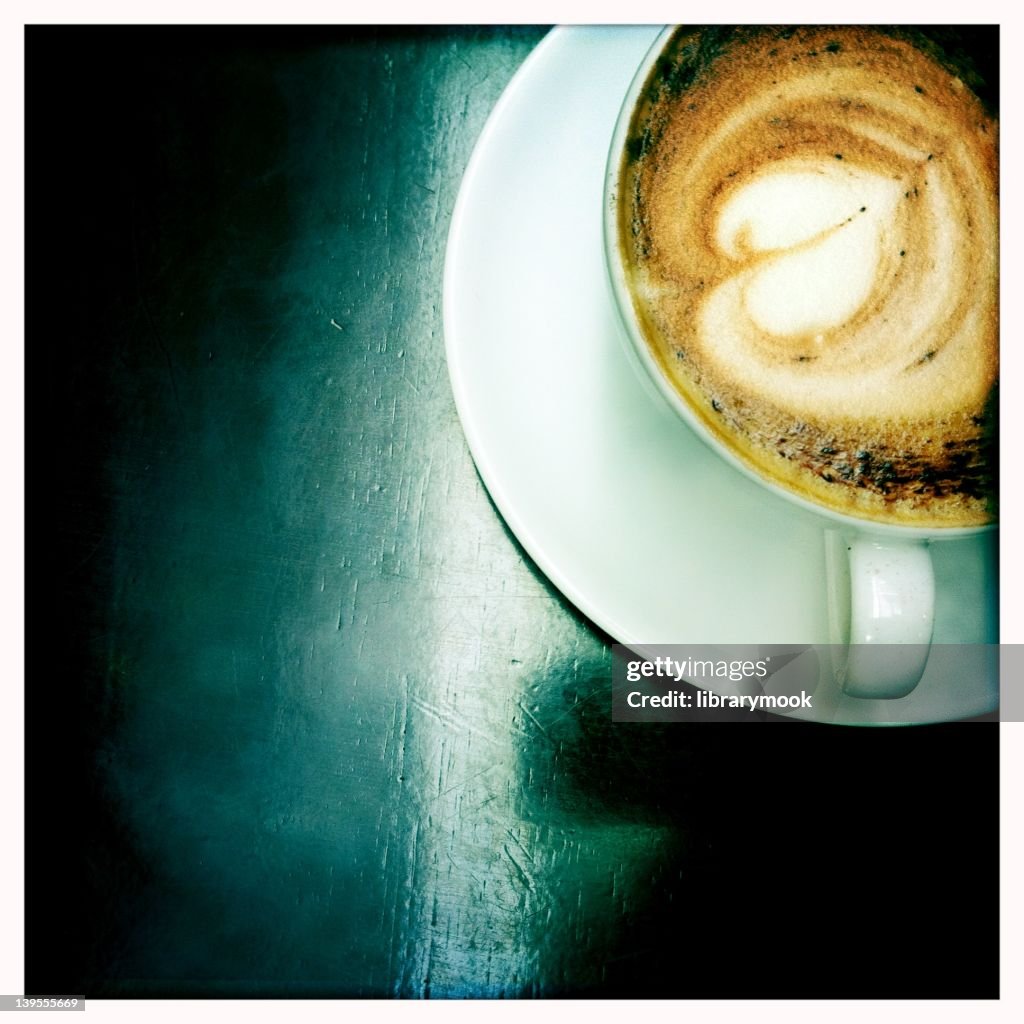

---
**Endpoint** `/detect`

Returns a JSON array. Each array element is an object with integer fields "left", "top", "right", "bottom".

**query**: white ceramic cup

[{"left": 603, "top": 27, "right": 995, "bottom": 700}]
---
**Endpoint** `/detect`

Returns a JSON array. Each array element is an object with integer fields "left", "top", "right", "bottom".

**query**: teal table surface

[{"left": 27, "top": 26, "right": 998, "bottom": 999}]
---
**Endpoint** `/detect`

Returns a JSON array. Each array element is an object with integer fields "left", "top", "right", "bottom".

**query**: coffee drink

[{"left": 615, "top": 26, "right": 998, "bottom": 527}]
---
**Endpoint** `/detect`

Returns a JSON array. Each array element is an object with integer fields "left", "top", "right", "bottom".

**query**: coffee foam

[{"left": 620, "top": 26, "right": 998, "bottom": 526}]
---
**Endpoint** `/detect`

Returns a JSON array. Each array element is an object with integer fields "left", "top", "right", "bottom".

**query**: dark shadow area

[{"left": 513, "top": 666, "right": 999, "bottom": 997}]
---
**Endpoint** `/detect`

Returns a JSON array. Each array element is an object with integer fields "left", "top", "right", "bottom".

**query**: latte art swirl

[{"left": 619, "top": 26, "right": 998, "bottom": 526}]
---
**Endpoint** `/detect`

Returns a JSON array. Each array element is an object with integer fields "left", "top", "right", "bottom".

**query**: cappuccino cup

[{"left": 604, "top": 26, "right": 998, "bottom": 700}]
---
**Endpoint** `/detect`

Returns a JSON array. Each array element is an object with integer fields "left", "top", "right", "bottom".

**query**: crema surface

[{"left": 619, "top": 26, "right": 998, "bottom": 526}]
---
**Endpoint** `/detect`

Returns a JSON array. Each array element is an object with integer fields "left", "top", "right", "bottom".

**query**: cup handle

[{"left": 840, "top": 538, "right": 935, "bottom": 699}]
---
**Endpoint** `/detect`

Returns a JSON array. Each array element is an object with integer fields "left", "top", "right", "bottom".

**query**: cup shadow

[{"left": 510, "top": 657, "right": 999, "bottom": 998}]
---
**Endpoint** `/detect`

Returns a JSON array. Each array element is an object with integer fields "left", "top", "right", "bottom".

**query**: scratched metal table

[{"left": 28, "top": 26, "right": 997, "bottom": 999}]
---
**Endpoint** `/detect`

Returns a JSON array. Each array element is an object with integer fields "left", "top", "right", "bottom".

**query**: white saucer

[{"left": 443, "top": 26, "right": 997, "bottom": 724}]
